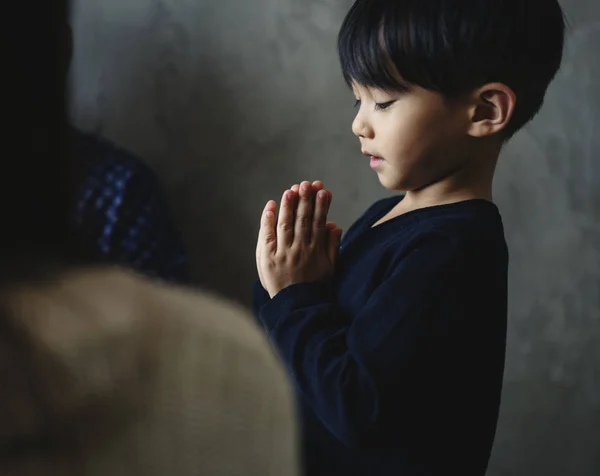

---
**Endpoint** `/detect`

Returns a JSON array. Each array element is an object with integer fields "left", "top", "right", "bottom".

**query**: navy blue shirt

[
  {"left": 72, "top": 129, "right": 189, "bottom": 283},
  {"left": 253, "top": 196, "right": 508, "bottom": 476}
]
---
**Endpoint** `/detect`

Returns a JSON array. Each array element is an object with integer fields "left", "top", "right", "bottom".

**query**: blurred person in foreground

[{"left": 0, "top": 2, "right": 299, "bottom": 475}]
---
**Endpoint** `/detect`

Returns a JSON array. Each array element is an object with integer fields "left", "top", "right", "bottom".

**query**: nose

[{"left": 352, "top": 110, "right": 374, "bottom": 139}]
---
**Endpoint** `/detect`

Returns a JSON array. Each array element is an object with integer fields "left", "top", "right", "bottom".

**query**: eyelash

[
  {"left": 375, "top": 101, "right": 395, "bottom": 111},
  {"left": 353, "top": 99, "right": 395, "bottom": 111}
]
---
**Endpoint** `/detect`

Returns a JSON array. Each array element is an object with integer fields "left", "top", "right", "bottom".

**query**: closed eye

[{"left": 375, "top": 101, "right": 395, "bottom": 111}]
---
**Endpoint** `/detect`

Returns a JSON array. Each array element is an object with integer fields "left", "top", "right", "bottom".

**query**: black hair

[
  {"left": 338, "top": 0, "right": 566, "bottom": 138},
  {"left": 1, "top": 0, "right": 77, "bottom": 278}
]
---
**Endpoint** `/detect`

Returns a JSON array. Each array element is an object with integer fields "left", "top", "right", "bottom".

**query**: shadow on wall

[
  {"left": 71, "top": 7, "right": 247, "bottom": 302},
  {"left": 69, "top": 3, "right": 256, "bottom": 303},
  {"left": 71, "top": 0, "right": 370, "bottom": 306}
]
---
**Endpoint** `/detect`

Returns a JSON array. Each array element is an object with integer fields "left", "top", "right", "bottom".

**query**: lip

[
  {"left": 362, "top": 150, "right": 384, "bottom": 169},
  {"left": 369, "top": 157, "right": 384, "bottom": 169}
]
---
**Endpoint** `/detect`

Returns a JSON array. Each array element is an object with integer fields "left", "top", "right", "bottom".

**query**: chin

[{"left": 378, "top": 174, "right": 410, "bottom": 192}]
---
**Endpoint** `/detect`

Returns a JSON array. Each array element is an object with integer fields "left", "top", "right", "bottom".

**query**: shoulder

[
  {"left": 422, "top": 200, "right": 508, "bottom": 282},
  {"left": 0, "top": 267, "right": 294, "bottom": 437},
  {"left": 61, "top": 268, "right": 285, "bottom": 372},
  {"left": 381, "top": 200, "right": 507, "bottom": 273},
  {"left": 0, "top": 267, "right": 298, "bottom": 473},
  {"left": 417, "top": 200, "right": 507, "bottom": 255},
  {"left": 72, "top": 128, "right": 160, "bottom": 188}
]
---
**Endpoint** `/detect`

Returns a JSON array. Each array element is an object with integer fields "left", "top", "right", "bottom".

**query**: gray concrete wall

[{"left": 70, "top": 0, "right": 599, "bottom": 474}]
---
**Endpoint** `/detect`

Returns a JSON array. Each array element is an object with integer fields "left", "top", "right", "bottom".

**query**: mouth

[{"left": 362, "top": 150, "right": 384, "bottom": 169}]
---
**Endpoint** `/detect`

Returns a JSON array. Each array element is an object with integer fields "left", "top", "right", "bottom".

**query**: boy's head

[{"left": 337, "top": 0, "right": 565, "bottom": 192}]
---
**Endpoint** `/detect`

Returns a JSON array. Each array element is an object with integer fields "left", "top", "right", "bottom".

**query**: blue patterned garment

[{"left": 71, "top": 128, "right": 189, "bottom": 284}]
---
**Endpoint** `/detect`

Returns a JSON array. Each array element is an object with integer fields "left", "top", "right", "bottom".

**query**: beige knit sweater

[{"left": 0, "top": 267, "right": 299, "bottom": 476}]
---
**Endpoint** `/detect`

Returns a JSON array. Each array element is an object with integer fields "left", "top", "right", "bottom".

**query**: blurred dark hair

[
  {"left": 338, "top": 0, "right": 566, "bottom": 139},
  {"left": 1, "top": 1, "right": 76, "bottom": 279}
]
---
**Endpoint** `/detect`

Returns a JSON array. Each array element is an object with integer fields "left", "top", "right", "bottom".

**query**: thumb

[{"left": 259, "top": 200, "right": 278, "bottom": 254}]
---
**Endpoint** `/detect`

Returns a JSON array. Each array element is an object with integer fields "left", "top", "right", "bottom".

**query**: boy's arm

[{"left": 257, "top": 234, "right": 468, "bottom": 448}]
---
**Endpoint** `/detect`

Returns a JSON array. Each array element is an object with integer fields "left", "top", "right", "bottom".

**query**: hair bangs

[{"left": 337, "top": 1, "right": 410, "bottom": 92}]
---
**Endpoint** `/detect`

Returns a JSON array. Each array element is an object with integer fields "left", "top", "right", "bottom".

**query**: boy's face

[{"left": 351, "top": 83, "right": 472, "bottom": 192}]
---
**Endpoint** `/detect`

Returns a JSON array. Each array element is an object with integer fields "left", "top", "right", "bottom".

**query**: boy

[{"left": 254, "top": 0, "right": 566, "bottom": 474}]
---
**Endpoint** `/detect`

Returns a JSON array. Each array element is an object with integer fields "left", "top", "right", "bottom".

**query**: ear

[{"left": 467, "top": 83, "right": 516, "bottom": 138}]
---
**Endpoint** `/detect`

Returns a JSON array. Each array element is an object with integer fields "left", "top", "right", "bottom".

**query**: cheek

[
  {"left": 386, "top": 116, "right": 432, "bottom": 159},
  {"left": 405, "top": 108, "right": 460, "bottom": 153}
]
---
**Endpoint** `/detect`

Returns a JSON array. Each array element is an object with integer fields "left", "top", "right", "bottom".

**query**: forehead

[
  {"left": 351, "top": 82, "right": 379, "bottom": 96},
  {"left": 351, "top": 82, "right": 399, "bottom": 99}
]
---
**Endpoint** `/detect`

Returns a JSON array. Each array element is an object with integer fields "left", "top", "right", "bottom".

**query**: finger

[
  {"left": 315, "top": 184, "right": 332, "bottom": 203},
  {"left": 288, "top": 186, "right": 301, "bottom": 228},
  {"left": 257, "top": 200, "right": 277, "bottom": 284},
  {"left": 312, "top": 189, "right": 331, "bottom": 245},
  {"left": 294, "top": 181, "right": 316, "bottom": 244},
  {"left": 324, "top": 223, "right": 338, "bottom": 242},
  {"left": 328, "top": 226, "right": 343, "bottom": 265},
  {"left": 277, "top": 190, "right": 297, "bottom": 248},
  {"left": 295, "top": 181, "right": 324, "bottom": 193},
  {"left": 312, "top": 180, "right": 324, "bottom": 191},
  {"left": 258, "top": 199, "right": 277, "bottom": 246},
  {"left": 259, "top": 200, "right": 277, "bottom": 254},
  {"left": 312, "top": 182, "right": 330, "bottom": 202}
]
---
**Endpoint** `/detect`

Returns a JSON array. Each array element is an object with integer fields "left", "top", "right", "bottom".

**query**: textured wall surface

[{"left": 70, "top": 0, "right": 599, "bottom": 474}]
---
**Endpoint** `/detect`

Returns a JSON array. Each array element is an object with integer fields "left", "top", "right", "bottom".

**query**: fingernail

[{"left": 302, "top": 182, "right": 310, "bottom": 191}]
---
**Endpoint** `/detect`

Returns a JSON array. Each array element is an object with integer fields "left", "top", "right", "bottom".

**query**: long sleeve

[
  {"left": 256, "top": 233, "right": 465, "bottom": 448},
  {"left": 252, "top": 279, "right": 270, "bottom": 321}
]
